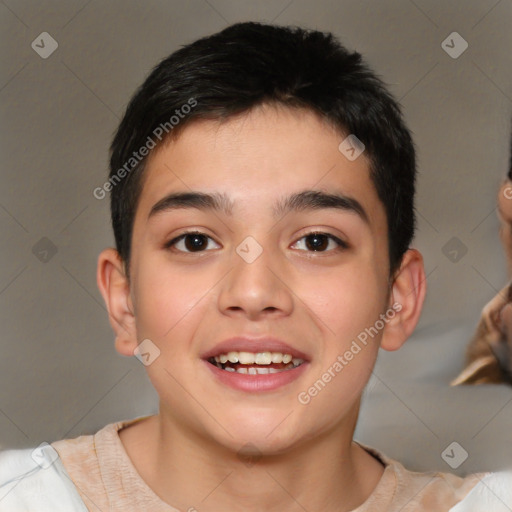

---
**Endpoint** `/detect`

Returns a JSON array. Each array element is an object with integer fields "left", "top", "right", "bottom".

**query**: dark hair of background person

[{"left": 109, "top": 21, "right": 417, "bottom": 280}]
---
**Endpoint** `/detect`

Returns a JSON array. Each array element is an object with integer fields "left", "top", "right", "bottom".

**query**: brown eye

[
  {"left": 305, "top": 233, "right": 329, "bottom": 251},
  {"left": 183, "top": 234, "right": 208, "bottom": 252},
  {"left": 292, "top": 232, "right": 348, "bottom": 252},
  {"left": 165, "top": 232, "right": 220, "bottom": 253}
]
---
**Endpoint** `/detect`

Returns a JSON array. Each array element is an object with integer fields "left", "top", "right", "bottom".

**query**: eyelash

[{"left": 164, "top": 230, "right": 349, "bottom": 254}]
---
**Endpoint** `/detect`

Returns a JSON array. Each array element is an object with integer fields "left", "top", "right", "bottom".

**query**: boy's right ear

[{"left": 97, "top": 248, "right": 138, "bottom": 357}]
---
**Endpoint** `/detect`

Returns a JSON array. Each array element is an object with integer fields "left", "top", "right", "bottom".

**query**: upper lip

[{"left": 201, "top": 336, "right": 311, "bottom": 361}]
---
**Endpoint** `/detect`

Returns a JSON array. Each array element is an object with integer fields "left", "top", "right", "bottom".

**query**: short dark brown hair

[{"left": 109, "top": 21, "right": 417, "bottom": 278}]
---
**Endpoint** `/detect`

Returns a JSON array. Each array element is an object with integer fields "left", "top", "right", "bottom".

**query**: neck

[{"left": 119, "top": 408, "right": 385, "bottom": 512}]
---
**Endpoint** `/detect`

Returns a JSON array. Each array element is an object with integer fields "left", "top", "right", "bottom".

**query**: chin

[{"left": 210, "top": 412, "right": 306, "bottom": 456}]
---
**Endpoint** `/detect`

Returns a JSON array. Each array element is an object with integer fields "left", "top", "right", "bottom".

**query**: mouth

[
  {"left": 207, "top": 351, "right": 305, "bottom": 374},
  {"left": 201, "top": 337, "right": 311, "bottom": 391}
]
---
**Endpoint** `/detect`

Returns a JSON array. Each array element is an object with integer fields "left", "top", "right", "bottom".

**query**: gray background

[{"left": 1, "top": 0, "right": 511, "bottom": 476}]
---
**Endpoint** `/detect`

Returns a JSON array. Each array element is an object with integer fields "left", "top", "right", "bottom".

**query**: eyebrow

[{"left": 148, "top": 189, "right": 370, "bottom": 224}]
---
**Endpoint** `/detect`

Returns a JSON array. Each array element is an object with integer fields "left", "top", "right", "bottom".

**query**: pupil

[
  {"left": 185, "top": 234, "right": 207, "bottom": 252},
  {"left": 306, "top": 234, "right": 327, "bottom": 251}
]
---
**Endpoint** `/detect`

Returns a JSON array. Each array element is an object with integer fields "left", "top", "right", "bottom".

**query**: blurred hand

[{"left": 451, "top": 282, "right": 512, "bottom": 385}]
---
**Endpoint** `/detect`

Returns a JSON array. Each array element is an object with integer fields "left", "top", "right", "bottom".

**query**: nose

[{"left": 217, "top": 240, "right": 294, "bottom": 321}]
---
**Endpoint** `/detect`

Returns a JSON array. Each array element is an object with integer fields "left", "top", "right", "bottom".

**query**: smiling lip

[
  {"left": 203, "top": 358, "right": 310, "bottom": 392},
  {"left": 200, "top": 336, "right": 311, "bottom": 392},
  {"left": 200, "top": 336, "right": 311, "bottom": 362}
]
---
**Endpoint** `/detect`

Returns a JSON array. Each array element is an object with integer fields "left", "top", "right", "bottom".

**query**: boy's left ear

[{"left": 380, "top": 248, "right": 427, "bottom": 351}]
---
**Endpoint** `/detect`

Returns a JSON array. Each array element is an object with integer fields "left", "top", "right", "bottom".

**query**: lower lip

[{"left": 203, "top": 360, "right": 310, "bottom": 392}]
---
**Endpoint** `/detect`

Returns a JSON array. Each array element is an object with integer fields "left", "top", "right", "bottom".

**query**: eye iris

[
  {"left": 306, "top": 233, "right": 328, "bottom": 251},
  {"left": 185, "top": 234, "right": 207, "bottom": 252}
]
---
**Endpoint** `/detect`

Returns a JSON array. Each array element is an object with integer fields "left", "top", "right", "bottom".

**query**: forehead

[{"left": 135, "top": 105, "right": 386, "bottom": 231}]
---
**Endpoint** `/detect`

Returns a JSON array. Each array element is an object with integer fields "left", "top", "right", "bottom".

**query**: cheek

[
  {"left": 298, "top": 264, "right": 385, "bottom": 388},
  {"left": 299, "top": 262, "right": 386, "bottom": 344},
  {"left": 132, "top": 255, "right": 212, "bottom": 341},
  {"left": 295, "top": 282, "right": 382, "bottom": 424}
]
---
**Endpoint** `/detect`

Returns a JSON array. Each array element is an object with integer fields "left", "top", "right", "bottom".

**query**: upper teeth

[{"left": 214, "top": 351, "right": 303, "bottom": 366}]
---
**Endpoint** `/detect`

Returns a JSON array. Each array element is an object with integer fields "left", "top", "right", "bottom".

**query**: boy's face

[{"left": 120, "top": 105, "right": 395, "bottom": 453}]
